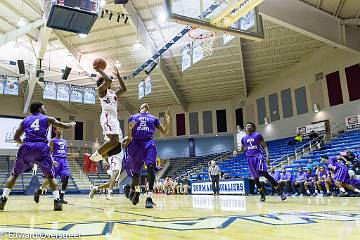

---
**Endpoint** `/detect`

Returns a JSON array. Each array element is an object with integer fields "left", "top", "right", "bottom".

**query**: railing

[
  {"left": 273, "top": 135, "right": 327, "bottom": 169},
  {"left": 294, "top": 135, "right": 326, "bottom": 160}
]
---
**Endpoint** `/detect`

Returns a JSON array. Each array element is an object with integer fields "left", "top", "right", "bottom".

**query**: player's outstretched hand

[
  {"left": 69, "top": 122, "right": 76, "bottom": 128},
  {"left": 113, "top": 67, "right": 121, "bottom": 79},
  {"left": 52, "top": 160, "right": 59, "bottom": 167},
  {"left": 129, "top": 120, "right": 136, "bottom": 130}
]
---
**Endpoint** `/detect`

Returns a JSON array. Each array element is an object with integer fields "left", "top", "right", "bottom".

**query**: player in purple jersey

[
  {"left": 321, "top": 156, "right": 360, "bottom": 197},
  {"left": 34, "top": 127, "right": 71, "bottom": 204},
  {"left": 316, "top": 165, "right": 332, "bottom": 196},
  {"left": 0, "top": 102, "right": 76, "bottom": 211},
  {"left": 304, "top": 168, "right": 318, "bottom": 196},
  {"left": 124, "top": 103, "right": 171, "bottom": 208},
  {"left": 238, "top": 122, "right": 286, "bottom": 202}
]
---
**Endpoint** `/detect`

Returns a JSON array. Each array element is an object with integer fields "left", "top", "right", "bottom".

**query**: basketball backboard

[{"left": 165, "top": 0, "right": 264, "bottom": 40}]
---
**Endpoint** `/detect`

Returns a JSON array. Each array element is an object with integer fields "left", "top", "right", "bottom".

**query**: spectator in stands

[
  {"left": 316, "top": 166, "right": 332, "bottom": 196},
  {"left": 304, "top": 168, "right": 318, "bottom": 196},
  {"left": 309, "top": 130, "right": 319, "bottom": 140},
  {"left": 279, "top": 168, "right": 292, "bottom": 195},
  {"left": 295, "top": 133, "right": 303, "bottom": 142},
  {"left": 182, "top": 177, "right": 190, "bottom": 195},
  {"left": 163, "top": 177, "right": 173, "bottom": 195},
  {"left": 340, "top": 150, "right": 357, "bottom": 166},
  {"left": 266, "top": 167, "right": 280, "bottom": 195},
  {"left": 208, "top": 160, "right": 221, "bottom": 196},
  {"left": 291, "top": 167, "right": 306, "bottom": 196},
  {"left": 349, "top": 170, "right": 360, "bottom": 189},
  {"left": 172, "top": 179, "right": 178, "bottom": 194},
  {"left": 288, "top": 133, "right": 303, "bottom": 145}
]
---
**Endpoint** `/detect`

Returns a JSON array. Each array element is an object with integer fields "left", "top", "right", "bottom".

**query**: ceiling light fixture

[
  {"left": 17, "top": 18, "right": 27, "bottom": 27},
  {"left": 78, "top": 33, "right": 88, "bottom": 38},
  {"left": 158, "top": 12, "right": 167, "bottom": 22},
  {"left": 133, "top": 42, "right": 142, "bottom": 49}
]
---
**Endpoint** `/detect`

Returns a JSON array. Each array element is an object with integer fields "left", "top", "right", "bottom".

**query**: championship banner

[
  {"left": 346, "top": 115, "right": 360, "bottom": 130},
  {"left": 192, "top": 180, "right": 245, "bottom": 195}
]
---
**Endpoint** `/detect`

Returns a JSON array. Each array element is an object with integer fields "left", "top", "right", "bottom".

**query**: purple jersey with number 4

[
  {"left": 12, "top": 113, "right": 55, "bottom": 178},
  {"left": 241, "top": 132, "right": 264, "bottom": 156},
  {"left": 23, "top": 113, "right": 49, "bottom": 143},
  {"left": 125, "top": 112, "right": 160, "bottom": 174}
]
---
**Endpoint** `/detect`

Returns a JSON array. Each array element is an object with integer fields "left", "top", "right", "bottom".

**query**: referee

[{"left": 208, "top": 160, "right": 221, "bottom": 196}]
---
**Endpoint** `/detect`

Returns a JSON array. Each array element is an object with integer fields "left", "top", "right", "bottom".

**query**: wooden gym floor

[{"left": 0, "top": 194, "right": 359, "bottom": 239}]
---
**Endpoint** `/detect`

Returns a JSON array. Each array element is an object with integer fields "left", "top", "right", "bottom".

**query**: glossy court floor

[{"left": 0, "top": 194, "right": 359, "bottom": 239}]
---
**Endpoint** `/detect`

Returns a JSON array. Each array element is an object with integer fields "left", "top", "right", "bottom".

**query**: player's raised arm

[
  {"left": 95, "top": 67, "right": 112, "bottom": 93},
  {"left": 156, "top": 109, "right": 171, "bottom": 135},
  {"left": 48, "top": 117, "right": 76, "bottom": 129},
  {"left": 113, "top": 67, "right": 127, "bottom": 97},
  {"left": 122, "top": 120, "right": 136, "bottom": 148},
  {"left": 13, "top": 121, "right": 24, "bottom": 145},
  {"left": 260, "top": 136, "right": 270, "bottom": 165}
]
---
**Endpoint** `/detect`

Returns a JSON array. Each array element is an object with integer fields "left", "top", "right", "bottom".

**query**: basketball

[{"left": 93, "top": 58, "right": 107, "bottom": 70}]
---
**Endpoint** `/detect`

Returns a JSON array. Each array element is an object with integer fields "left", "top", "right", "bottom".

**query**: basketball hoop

[{"left": 188, "top": 27, "right": 217, "bottom": 57}]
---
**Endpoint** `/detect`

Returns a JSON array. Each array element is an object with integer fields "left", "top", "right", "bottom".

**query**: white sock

[
  {"left": 2, "top": 188, "right": 11, "bottom": 198},
  {"left": 53, "top": 190, "right": 60, "bottom": 200},
  {"left": 90, "top": 151, "right": 103, "bottom": 162},
  {"left": 92, "top": 186, "right": 98, "bottom": 191},
  {"left": 340, "top": 187, "right": 346, "bottom": 193},
  {"left": 327, "top": 190, "right": 330, "bottom": 193},
  {"left": 108, "top": 189, "right": 113, "bottom": 194},
  {"left": 60, "top": 190, "right": 65, "bottom": 194},
  {"left": 307, "top": 190, "right": 310, "bottom": 194},
  {"left": 354, "top": 188, "right": 360, "bottom": 193},
  {"left": 147, "top": 191, "right": 152, "bottom": 198},
  {"left": 315, "top": 190, "right": 318, "bottom": 193},
  {"left": 135, "top": 186, "right": 140, "bottom": 192}
]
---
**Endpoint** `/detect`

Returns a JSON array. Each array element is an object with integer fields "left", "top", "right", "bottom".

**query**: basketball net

[{"left": 188, "top": 27, "right": 217, "bottom": 57}]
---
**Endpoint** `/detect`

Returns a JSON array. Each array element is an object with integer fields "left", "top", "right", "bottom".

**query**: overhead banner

[
  {"left": 192, "top": 41, "right": 204, "bottom": 64},
  {"left": 56, "top": 84, "right": 70, "bottom": 102},
  {"left": 138, "top": 80, "right": 145, "bottom": 100},
  {"left": 346, "top": 115, "right": 360, "bottom": 130},
  {"left": 0, "top": 75, "right": 5, "bottom": 94},
  {"left": 181, "top": 44, "right": 192, "bottom": 71},
  {"left": 70, "top": 85, "right": 83, "bottom": 103},
  {"left": 297, "top": 122, "right": 326, "bottom": 136},
  {"left": 192, "top": 180, "right": 245, "bottom": 195},
  {"left": 4, "top": 76, "right": 19, "bottom": 95},
  {"left": 144, "top": 75, "right": 152, "bottom": 96},
  {"left": 83, "top": 87, "right": 96, "bottom": 104},
  {"left": 43, "top": 81, "right": 57, "bottom": 100}
]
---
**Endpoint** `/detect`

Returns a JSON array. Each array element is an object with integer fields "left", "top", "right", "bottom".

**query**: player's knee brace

[
  {"left": 147, "top": 164, "right": 155, "bottom": 191},
  {"left": 108, "top": 143, "right": 122, "bottom": 157}
]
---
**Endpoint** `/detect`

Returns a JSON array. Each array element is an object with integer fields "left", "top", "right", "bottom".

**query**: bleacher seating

[
  {"left": 0, "top": 157, "right": 78, "bottom": 194},
  {"left": 164, "top": 152, "right": 231, "bottom": 179},
  {"left": 190, "top": 137, "right": 309, "bottom": 181},
  {"left": 287, "top": 130, "right": 360, "bottom": 172}
]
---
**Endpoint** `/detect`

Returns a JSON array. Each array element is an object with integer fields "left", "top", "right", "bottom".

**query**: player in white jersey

[
  {"left": 89, "top": 122, "right": 135, "bottom": 200},
  {"left": 90, "top": 66, "right": 126, "bottom": 162}
]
